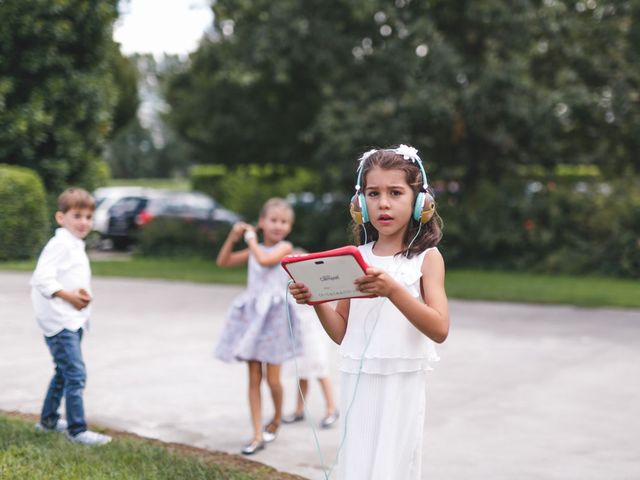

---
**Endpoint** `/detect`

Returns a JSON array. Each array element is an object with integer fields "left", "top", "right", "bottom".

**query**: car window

[
  {"left": 147, "top": 197, "right": 170, "bottom": 215},
  {"left": 109, "top": 197, "right": 147, "bottom": 215},
  {"left": 180, "top": 194, "right": 214, "bottom": 216}
]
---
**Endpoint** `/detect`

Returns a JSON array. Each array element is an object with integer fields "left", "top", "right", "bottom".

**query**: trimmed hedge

[
  {"left": 438, "top": 178, "right": 640, "bottom": 278},
  {"left": 191, "top": 166, "right": 640, "bottom": 278},
  {"left": 191, "top": 164, "right": 316, "bottom": 221},
  {"left": 136, "top": 218, "right": 231, "bottom": 259},
  {"left": 0, "top": 164, "right": 49, "bottom": 260},
  {"left": 190, "top": 164, "right": 227, "bottom": 200}
]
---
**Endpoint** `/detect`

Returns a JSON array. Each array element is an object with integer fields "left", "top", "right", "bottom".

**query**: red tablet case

[{"left": 281, "top": 245, "right": 374, "bottom": 305}]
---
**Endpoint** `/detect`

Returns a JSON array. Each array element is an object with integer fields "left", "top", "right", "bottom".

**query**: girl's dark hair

[{"left": 350, "top": 148, "right": 443, "bottom": 258}]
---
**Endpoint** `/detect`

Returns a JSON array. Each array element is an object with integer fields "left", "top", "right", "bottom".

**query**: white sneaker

[
  {"left": 35, "top": 419, "right": 68, "bottom": 433},
  {"left": 67, "top": 430, "right": 112, "bottom": 446}
]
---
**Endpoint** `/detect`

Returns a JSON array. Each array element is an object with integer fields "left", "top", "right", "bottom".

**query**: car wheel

[{"left": 112, "top": 238, "right": 131, "bottom": 251}]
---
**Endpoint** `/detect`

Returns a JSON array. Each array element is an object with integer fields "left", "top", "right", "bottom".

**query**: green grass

[
  {"left": 0, "top": 260, "right": 33, "bottom": 272},
  {"left": 0, "top": 258, "right": 247, "bottom": 285},
  {"left": 445, "top": 269, "right": 640, "bottom": 308},
  {"left": 107, "top": 178, "right": 191, "bottom": 191},
  {"left": 0, "top": 414, "right": 274, "bottom": 480},
  {"left": 1, "top": 257, "right": 638, "bottom": 309}
]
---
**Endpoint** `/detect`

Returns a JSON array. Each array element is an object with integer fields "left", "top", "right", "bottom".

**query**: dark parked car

[{"left": 105, "top": 190, "right": 241, "bottom": 250}]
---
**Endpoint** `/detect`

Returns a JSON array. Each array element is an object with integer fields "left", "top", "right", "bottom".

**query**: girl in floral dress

[{"left": 215, "top": 197, "right": 301, "bottom": 455}]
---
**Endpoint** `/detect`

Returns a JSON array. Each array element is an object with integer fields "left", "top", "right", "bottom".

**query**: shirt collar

[{"left": 55, "top": 227, "right": 86, "bottom": 248}]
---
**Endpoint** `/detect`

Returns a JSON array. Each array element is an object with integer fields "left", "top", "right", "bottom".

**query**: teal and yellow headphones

[{"left": 349, "top": 145, "right": 435, "bottom": 226}]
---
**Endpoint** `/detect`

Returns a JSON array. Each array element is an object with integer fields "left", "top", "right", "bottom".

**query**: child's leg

[
  {"left": 295, "top": 378, "right": 309, "bottom": 415},
  {"left": 247, "top": 361, "right": 263, "bottom": 441},
  {"left": 318, "top": 376, "right": 337, "bottom": 416},
  {"left": 40, "top": 363, "right": 65, "bottom": 428},
  {"left": 265, "top": 363, "right": 283, "bottom": 427},
  {"left": 282, "top": 378, "right": 307, "bottom": 423},
  {"left": 44, "top": 329, "right": 87, "bottom": 436}
]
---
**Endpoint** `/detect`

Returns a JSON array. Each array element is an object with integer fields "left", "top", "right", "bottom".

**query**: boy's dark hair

[
  {"left": 57, "top": 188, "right": 96, "bottom": 213},
  {"left": 350, "top": 148, "right": 443, "bottom": 258}
]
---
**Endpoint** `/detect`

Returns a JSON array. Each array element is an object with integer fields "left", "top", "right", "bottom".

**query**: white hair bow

[
  {"left": 356, "top": 144, "right": 422, "bottom": 171},
  {"left": 393, "top": 144, "right": 421, "bottom": 163},
  {"left": 357, "top": 149, "right": 378, "bottom": 170}
]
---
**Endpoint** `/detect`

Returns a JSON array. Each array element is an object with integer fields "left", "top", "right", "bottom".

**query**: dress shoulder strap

[{"left": 416, "top": 246, "right": 437, "bottom": 264}]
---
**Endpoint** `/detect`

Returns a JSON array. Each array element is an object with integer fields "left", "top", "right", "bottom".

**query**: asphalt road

[{"left": 1, "top": 271, "right": 639, "bottom": 479}]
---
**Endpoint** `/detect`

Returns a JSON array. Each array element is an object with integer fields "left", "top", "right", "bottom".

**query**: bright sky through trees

[{"left": 114, "top": 0, "right": 213, "bottom": 57}]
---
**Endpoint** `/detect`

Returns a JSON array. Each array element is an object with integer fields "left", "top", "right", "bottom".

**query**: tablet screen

[{"left": 281, "top": 246, "right": 373, "bottom": 304}]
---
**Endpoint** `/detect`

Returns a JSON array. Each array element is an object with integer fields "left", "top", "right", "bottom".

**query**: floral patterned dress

[{"left": 214, "top": 242, "right": 301, "bottom": 364}]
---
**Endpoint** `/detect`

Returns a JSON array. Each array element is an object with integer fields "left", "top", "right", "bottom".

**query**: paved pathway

[{"left": 1, "top": 272, "right": 639, "bottom": 479}]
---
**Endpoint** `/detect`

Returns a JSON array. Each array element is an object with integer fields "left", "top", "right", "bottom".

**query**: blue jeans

[{"left": 41, "top": 328, "right": 87, "bottom": 436}]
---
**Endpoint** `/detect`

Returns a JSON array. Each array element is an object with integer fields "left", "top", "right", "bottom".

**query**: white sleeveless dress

[
  {"left": 336, "top": 243, "right": 440, "bottom": 480},
  {"left": 283, "top": 302, "right": 330, "bottom": 378}
]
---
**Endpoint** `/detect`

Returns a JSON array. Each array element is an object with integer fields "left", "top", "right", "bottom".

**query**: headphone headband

[
  {"left": 355, "top": 144, "right": 429, "bottom": 191},
  {"left": 350, "top": 144, "right": 435, "bottom": 226}
]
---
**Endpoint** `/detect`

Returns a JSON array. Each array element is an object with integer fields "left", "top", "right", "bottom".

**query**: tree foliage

[
  {"left": 105, "top": 54, "right": 194, "bottom": 178},
  {"left": 0, "top": 0, "right": 126, "bottom": 193},
  {"left": 109, "top": 47, "right": 140, "bottom": 137},
  {"left": 166, "top": 0, "right": 639, "bottom": 188}
]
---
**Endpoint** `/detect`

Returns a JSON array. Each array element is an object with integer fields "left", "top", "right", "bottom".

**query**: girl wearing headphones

[{"left": 289, "top": 145, "right": 449, "bottom": 480}]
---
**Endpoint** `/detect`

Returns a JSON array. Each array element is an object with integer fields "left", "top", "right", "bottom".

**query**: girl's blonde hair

[
  {"left": 351, "top": 149, "right": 442, "bottom": 258},
  {"left": 260, "top": 197, "right": 295, "bottom": 222}
]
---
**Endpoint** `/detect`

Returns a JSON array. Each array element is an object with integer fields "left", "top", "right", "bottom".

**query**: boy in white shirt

[{"left": 30, "top": 188, "right": 111, "bottom": 446}]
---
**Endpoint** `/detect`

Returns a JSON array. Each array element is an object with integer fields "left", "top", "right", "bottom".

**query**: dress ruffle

[{"left": 340, "top": 352, "right": 440, "bottom": 375}]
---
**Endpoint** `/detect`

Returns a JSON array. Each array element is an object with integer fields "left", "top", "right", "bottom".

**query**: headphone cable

[{"left": 285, "top": 279, "right": 389, "bottom": 479}]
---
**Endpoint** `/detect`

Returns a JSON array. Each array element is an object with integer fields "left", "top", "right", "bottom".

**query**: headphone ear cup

[
  {"left": 413, "top": 192, "right": 425, "bottom": 222},
  {"left": 350, "top": 194, "right": 364, "bottom": 225},
  {"left": 421, "top": 193, "right": 436, "bottom": 224},
  {"left": 359, "top": 193, "right": 369, "bottom": 223},
  {"left": 414, "top": 192, "right": 436, "bottom": 224}
]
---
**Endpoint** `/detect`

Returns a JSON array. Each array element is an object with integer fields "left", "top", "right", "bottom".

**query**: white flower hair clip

[
  {"left": 393, "top": 144, "right": 421, "bottom": 163},
  {"left": 356, "top": 144, "right": 422, "bottom": 171},
  {"left": 393, "top": 144, "right": 428, "bottom": 190},
  {"left": 357, "top": 149, "right": 378, "bottom": 170}
]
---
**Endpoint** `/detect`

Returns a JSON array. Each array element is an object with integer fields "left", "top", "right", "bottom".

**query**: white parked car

[{"left": 92, "top": 186, "right": 149, "bottom": 236}]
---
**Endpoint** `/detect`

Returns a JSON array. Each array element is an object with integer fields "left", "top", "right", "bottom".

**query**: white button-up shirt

[{"left": 30, "top": 228, "right": 92, "bottom": 337}]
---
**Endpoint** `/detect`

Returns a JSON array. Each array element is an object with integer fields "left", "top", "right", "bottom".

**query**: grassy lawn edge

[{"left": 0, "top": 410, "right": 303, "bottom": 480}]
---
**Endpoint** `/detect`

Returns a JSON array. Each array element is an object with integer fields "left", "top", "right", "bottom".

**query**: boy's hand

[
  {"left": 354, "top": 267, "right": 397, "bottom": 298},
  {"left": 70, "top": 288, "right": 92, "bottom": 310},
  {"left": 289, "top": 282, "right": 312, "bottom": 304},
  {"left": 77, "top": 288, "right": 92, "bottom": 303},
  {"left": 55, "top": 288, "right": 92, "bottom": 310}
]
